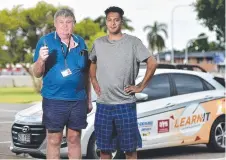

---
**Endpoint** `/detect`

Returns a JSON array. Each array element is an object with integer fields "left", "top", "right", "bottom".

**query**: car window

[
  {"left": 203, "top": 80, "right": 215, "bottom": 90},
  {"left": 214, "top": 77, "right": 225, "bottom": 88},
  {"left": 142, "top": 74, "right": 171, "bottom": 101},
  {"left": 172, "top": 74, "right": 204, "bottom": 95}
]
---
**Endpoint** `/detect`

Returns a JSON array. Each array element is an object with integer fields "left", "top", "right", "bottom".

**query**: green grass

[{"left": 0, "top": 87, "right": 41, "bottom": 103}]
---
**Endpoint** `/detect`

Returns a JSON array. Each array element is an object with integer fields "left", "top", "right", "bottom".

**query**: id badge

[{"left": 61, "top": 68, "right": 72, "bottom": 77}]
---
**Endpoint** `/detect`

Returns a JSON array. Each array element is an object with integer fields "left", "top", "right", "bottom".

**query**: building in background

[{"left": 158, "top": 50, "right": 225, "bottom": 74}]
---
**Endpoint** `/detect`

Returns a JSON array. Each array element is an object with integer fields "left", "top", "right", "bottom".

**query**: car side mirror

[{"left": 135, "top": 93, "right": 148, "bottom": 102}]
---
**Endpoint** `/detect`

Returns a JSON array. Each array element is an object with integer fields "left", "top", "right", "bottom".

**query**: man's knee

[
  {"left": 47, "top": 132, "right": 62, "bottom": 146},
  {"left": 67, "top": 129, "right": 81, "bottom": 145}
]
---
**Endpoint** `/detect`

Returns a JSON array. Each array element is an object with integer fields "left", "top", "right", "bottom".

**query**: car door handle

[
  {"left": 204, "top": 95, "right": 214, "bottom": 100},
  {"left": 165, "top": 103, "right": 175, "bottom": 108}
]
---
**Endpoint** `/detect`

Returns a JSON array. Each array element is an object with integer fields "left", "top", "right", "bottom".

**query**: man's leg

[
  {"left": 66, "top": 100, "right": 88, "bottom": 159},
  {"left": 46, "top": 131, "right": 63, "bottom": 159},
  {"left": 95, "top": 103, "right": 115, "bottom": 159},
  {"left": 115, "top": 103, "right": 141, "bottom": 160},
  {"left": 125, "top": 151, "right": 137, "bottom": 159},
  {"left": 67, "top": 128, "right": 82, "bottom": 159},
  {"left": 42, "top": 98, "right": 68, "bottom": 159}
]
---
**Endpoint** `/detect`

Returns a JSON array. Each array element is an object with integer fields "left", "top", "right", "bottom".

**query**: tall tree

[
  {"left": 143, "top": 21, "right": 168, "bottom": 54},
  {"left": 188, "top": 33, "right": 209, "bottom": 52},
  {"left": 86, "top": 31, "right": 106, "bottom": 50},
  {"left": 194, "top": 0, "right": 225, "bottom": 46},
  {"left": 187, "top": 33, "right": 224, "bottom": 52},
  {"left": 75, "top": 18, "right": 101, "bottom": 40},
  {"left": 94, "top": 15, "right": 134, "bottom": 32},
  {"left": 0, "top": 2, "right": 60, "bottom": 92},
  {"left": 0, "top": 2, "right": 58, "bottom": 64},
  {"left": 75, "top": 18, "right": 106, "bottom": 49}
]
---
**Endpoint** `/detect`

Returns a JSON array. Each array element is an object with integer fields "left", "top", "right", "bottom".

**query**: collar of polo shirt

[{"left": 54, "top": 31, "right": 79, "bottom": 49}]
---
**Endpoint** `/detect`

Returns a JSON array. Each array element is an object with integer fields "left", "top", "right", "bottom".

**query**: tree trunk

[
  {"left": 157, "top": 49, "right": 160, "bottom": 63},
  {"left": 21, "top": 64, "right": 42, "bottom": 93}
]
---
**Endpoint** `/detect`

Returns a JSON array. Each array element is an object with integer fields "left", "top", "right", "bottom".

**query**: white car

[{"left": 10, "top": 69, "right": 225, "bottom": 159}]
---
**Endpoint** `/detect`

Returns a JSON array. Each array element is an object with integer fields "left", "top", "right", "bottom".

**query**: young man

[
  {"left": 89, "top": 6, "right": 157, "bottom": 159},
  {"left": 33, "top": 8, "right": 92, "bottom": 159}
]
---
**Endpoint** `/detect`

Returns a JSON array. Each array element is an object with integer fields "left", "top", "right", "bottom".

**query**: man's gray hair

[{"left": 54, "top": 8, "right": 76, "bottom": 23}]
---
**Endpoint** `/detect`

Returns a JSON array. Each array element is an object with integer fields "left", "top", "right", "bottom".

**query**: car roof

[
  {"left": 138, "top": 68, "right": 213, "bottom": 79},
  {"left": 141, "top": 63, "right": 207, "bottom": 72}
]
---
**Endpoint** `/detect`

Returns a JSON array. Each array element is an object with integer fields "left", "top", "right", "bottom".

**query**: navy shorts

[
  {"left": 42, "top": 98, "right": 88, "bottom": 132},
  {"left": 94, "top": 102, "right": 142, "bottom": 153}
]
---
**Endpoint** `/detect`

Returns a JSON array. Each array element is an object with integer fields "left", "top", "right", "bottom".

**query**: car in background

[
  {"left": 10, "top": 69, "right": 225, "bottom": 159},
  {"left": 141, "top": 63, "right": 225, "bottom": 87},
  {"left": 175, "top": 64, "right": 207, "bottom": 72}
]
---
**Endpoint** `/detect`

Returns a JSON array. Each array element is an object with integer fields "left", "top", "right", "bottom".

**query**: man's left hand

[{"left": 124, "top": 85, "right": 144, "bottom": 94}]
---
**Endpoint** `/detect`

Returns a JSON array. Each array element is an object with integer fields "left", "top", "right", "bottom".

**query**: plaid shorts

[{"left": 94, "top": 102, "right": 142, "bottom": 152}]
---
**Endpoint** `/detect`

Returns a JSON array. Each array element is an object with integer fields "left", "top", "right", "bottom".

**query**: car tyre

[
  {"left": 86, "top": 133, "right": 124, "bottom": 159},
  {"left": 207, "top": 117, "right": 225, "bottom": 152}
]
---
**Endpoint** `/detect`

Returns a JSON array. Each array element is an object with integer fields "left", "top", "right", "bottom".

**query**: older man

[{"left": 33, "top": 8, "right": 92, "bottom": 159}]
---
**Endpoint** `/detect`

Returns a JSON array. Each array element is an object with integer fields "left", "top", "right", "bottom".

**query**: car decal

[
  {"left": 137, "top": 96, "right": 224, "bottom": 119},
  {"left": 174, "top": 103, "right": 211, "bottom": 136},
  {"left": 137, "top": 97, "right": 225, "bottom": 148}
]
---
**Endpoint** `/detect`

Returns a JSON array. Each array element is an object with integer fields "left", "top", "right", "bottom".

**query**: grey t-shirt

[{"left": 89, "top": 34, "right": 153, "bottom": 104}]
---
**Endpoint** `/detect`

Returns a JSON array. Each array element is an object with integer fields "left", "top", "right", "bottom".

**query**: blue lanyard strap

[{"left": 60, "top": 36, "right": 71, "bottom": 68}]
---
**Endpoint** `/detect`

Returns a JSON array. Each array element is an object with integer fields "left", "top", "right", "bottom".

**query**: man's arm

[
  {"left": 85, "top": 61, "right": 93, "bottom": 113},
  {"left": 89, "top": 62, "right": 101, "bottom": 96},
  {"left": 33, "top": 58, "right": 45, "bottom": 78},
  {"left": 138, "top": 56, "right": 158, "bottom": 89},
  {"left": 124, "top": 56, "right": 157, "bottom": 94}
]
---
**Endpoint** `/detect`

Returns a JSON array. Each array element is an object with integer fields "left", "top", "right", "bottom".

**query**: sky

[{"left": 0, "top": 0, "right": 217, "bottom": 51}]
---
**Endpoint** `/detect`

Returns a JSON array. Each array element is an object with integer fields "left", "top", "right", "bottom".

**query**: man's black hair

[{"left": 105, "top": 6, "right": 124, "bottom": 19}]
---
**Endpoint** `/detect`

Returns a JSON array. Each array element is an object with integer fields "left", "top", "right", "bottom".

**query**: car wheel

[
  {"left": 86, "top": 133, "right": 124, "bottom": 159},
  {"left": 207, "top": 117, "right": 225, "bottom": 152}
]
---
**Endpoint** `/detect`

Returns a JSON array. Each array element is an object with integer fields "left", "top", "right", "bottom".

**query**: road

[{"left": 0, "top": 103, "right": 225, "bottom": 159}]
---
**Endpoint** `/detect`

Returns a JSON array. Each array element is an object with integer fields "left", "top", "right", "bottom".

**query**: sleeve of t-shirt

[
  {"left": 89, "top": 42, "right": 97, "bottom": 62},
  {"left": 33, "top": 37, "right": 45, "bottom": 63},
  {"left": 134, "top": 38, "right": 153, "bottom": 62}
]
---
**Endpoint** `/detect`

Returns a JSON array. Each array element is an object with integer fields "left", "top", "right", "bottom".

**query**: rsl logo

[{"left": 158, "top": 119, "right": 169, "bottom": 133}]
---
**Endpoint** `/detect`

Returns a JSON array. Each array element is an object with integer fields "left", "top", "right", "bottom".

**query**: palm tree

[
  {"left": 94, "top": 16, "right": 106, "bottom": 31},
  {"left": 94, "top": 15, "right": 134, "bottom": 32},
  {"left": 143, "top": 21, "right": 168, "bottom": 56}
]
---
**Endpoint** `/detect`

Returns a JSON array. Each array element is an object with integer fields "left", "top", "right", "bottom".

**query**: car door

[
  {"left": 162, "top": 73, "right": 220, "bottom": 146},
  {"left": 136, "top": 72, "right": 220, "bottom": 150},
  {"left": 136, "top": 73, "right": 177, "bottom": 149}
]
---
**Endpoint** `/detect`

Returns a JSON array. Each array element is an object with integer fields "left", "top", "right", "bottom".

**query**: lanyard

[{"left": 60, "top": 36, "right": 71, "bottom": 68}]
